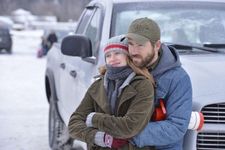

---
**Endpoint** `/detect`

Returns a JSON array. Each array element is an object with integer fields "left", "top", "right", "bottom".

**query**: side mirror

[{"left": 61, "top": 35, "right": 92, "bottom": 58}]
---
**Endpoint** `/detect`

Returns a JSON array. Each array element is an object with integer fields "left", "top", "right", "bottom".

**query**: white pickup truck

[{"left": 45, "top": 0, "right": 225, "bottom": 149}]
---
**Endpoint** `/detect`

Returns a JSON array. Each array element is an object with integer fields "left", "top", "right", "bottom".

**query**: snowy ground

[{"left": 0, "top": 30, "right": 50, "bottom": 150}]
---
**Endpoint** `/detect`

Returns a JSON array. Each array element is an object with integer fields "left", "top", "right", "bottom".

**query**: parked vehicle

[
  {"left": 0, "top": 26, "right": 12, "bottom": 53},
  {"left": 45, "top": 0, "right": 225, "bottom": 149}
]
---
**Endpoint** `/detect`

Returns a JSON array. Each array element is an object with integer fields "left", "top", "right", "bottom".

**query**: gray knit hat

[
  {"left": 126, "top": 17, "right": 160, "bottom": 44},
  {"left": 104, "top": 35, "right": 128, "bottom": 55}
]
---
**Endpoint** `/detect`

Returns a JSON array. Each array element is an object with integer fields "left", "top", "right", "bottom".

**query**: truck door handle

[
  {"left": 60, "top": 63, "right": 65, "bottom": 69},
  {"left": 70, "top": 70, "right": 77, "bottom": 78}
]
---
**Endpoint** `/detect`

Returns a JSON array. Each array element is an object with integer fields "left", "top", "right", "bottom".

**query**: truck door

[{"left": 58, "top": 5, "right": 103, "bottom": 124}]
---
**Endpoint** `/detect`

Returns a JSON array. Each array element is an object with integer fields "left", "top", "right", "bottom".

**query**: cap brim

[{"left": 126, "top": 33, "right": 149, "bottom": 45}]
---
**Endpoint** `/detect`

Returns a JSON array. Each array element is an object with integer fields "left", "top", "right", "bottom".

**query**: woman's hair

[{"left": 98, "top": 56, "right": 155, "bottom": 86}]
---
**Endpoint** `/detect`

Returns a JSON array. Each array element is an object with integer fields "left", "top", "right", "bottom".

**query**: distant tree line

[{"left": 0, "top": 0, "right": 91, "bottom": 21}]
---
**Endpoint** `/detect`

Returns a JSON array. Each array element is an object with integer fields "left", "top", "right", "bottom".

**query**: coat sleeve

[
  {"left": 133, "top": 74, "right": 192, "bottom": 147},
  {"left": 68, "top": 91, "right": 98, "bottom": 146},
  {"left": 91, "top": 79, "right": 154, "bottom": 139}
]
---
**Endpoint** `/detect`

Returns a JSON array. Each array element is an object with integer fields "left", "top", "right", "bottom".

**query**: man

[{"left": 126, "top": 17, "right": 192, "bottom": 149}]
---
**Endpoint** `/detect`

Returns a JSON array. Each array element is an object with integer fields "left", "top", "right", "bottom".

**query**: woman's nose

[{"left": 109, "top": 54, "right": 116, "bottom": 61}]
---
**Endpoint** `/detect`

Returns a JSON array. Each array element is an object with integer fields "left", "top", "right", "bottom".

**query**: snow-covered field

[{"left": 0, "top": 30, "right": 50, "bottom": 150}]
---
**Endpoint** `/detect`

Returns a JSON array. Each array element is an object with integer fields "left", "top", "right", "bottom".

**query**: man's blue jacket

[{"left": 133, "top": 44, "right": 192, "bottom": 150}]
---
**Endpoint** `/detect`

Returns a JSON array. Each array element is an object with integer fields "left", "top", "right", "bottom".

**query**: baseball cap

[{"left": 126, "top": 17, "right": 161, "bottom": 45}]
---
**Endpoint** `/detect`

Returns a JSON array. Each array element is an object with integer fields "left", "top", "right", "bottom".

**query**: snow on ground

[{"left": 0, "top": 29, "right": 50, "bottom": 150}]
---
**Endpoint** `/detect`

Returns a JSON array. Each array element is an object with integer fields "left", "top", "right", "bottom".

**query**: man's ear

[{"left": 154, "top": 40, "right": 161, "bottom": 50}]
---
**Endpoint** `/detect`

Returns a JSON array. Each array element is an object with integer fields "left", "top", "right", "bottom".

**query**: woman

[{"left": 68, "top": 35, "right": 155, "bottom": 150}]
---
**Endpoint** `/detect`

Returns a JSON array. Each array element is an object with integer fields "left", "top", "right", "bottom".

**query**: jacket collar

[
  {"left": 151, "top": 43, "right": 181, "bottom": 77},
  {"left": 88, "top": 77, "right": 138, "bottom": 114},
  {"left": 89, "top": 79, "right": 111, "bottom": 114}
]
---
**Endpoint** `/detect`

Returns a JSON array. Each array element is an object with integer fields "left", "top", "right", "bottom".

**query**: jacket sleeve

[
  {"left": 91, "top": 79, "right": 154, "bottom": 139},
  {"left": 133, "top": 74, "right": 192, "bottom": 147},
  {"left": 68, "top": 91, "right": 98, "bottom": 146}
]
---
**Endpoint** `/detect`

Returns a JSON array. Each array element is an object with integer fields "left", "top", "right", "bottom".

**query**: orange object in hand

[{"left": 151, "top": 99, "right": 166, "bottom": 121}]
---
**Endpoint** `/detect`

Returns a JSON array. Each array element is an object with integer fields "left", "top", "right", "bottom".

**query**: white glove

[
  {"left": 188, "top": 111, "right": 204, "bottom": 130},
  {"left": 94, "top": 131, "right": 107, "bottom": 147},
  {"left": 85, "top": 112, "right": 96, "bottom": 127}
]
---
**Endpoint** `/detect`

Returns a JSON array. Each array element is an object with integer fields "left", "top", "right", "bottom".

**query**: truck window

[
  {"left": 84, "top": 8, "right": 102, "bottom": 56},
  {"left": 76, "top": 8, "right": 93, "bottom": 34},
  {"left": 111, "top": 2, "right": 225, "bottom": 45}
]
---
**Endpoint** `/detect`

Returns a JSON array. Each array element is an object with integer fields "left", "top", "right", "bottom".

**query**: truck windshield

[{"left": 111, "top": 1, "right": 225, "bottom": 51}]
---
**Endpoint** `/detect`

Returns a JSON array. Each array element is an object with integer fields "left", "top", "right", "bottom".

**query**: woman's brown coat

[{"left": 68, "top": 75, "right": 155, "bottom": 150}]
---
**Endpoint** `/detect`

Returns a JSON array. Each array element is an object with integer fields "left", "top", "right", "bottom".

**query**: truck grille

[
  {"left": 197, "top": 132, "right": 225, "bottom": 150},
  {"left": 201, "top": 103, "right": 225, "bottom": 124}
]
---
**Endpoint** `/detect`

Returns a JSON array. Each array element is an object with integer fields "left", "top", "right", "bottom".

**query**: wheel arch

[
  {"left": 45, "top": 68, "right": 57, "bottom": 104},
  {"left": 45, "top": 68, "right": 65, "bottom": 123}
]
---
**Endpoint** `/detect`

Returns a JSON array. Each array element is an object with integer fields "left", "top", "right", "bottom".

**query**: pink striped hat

[{"left": 104, "top": 35, "right": 128, "bottom": 55}]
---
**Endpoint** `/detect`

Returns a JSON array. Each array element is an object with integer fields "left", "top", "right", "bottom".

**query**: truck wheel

[{"left": 49, "top": 98, "right": 73, "bottom": 150}]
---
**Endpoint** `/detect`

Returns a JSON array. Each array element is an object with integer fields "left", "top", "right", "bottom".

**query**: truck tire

[{"left": 49, "top": 97, "right": 73, "bottom": 150}]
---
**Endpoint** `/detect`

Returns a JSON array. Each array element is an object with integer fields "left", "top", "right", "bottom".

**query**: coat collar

[
  {"left": 88, "top": 77, "right": 138, "bottom": 114},
  {"left": 89, "top": 78, "right": 110, "bottom": 114}
]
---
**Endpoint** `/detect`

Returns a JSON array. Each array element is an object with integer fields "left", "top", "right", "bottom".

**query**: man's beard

[{"left": 132, "top": 51, "right": 155, "bottom": 68}]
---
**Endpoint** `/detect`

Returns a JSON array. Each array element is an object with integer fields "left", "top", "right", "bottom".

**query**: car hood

[{"left": 180, "top": 53, "right": 225, "bottom": 108}]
